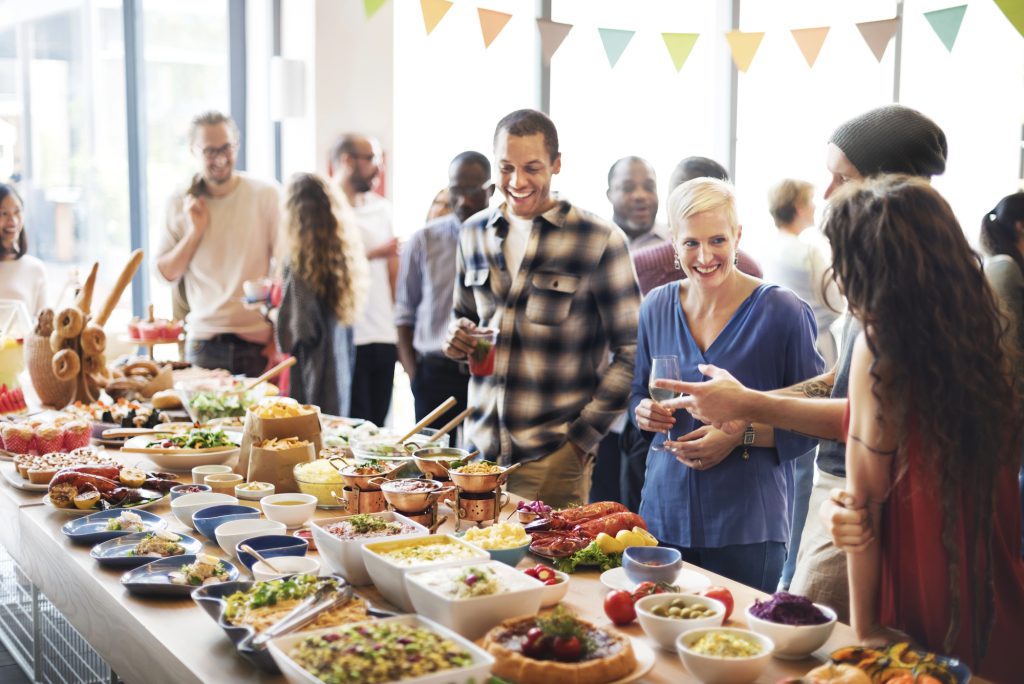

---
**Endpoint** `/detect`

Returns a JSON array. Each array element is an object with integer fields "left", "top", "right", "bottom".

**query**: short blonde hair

[
  {"left": 767, "top": 179, "right": 814, "bottom": 227},
  {"left": 668, "top": 177, "right": 739, "bottom": 238}
]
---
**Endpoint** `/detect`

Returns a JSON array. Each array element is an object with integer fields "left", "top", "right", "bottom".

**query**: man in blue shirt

[{"left": 395, "top": 152, "right": 493, "bottom": 428}]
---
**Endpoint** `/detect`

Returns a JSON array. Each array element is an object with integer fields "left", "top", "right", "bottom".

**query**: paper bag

[
  {"left": 246, "top": 440, "right": 315, "bottom": 493},
  {"left": 236, "top": 406, "right": 323, "bottom": 476}
]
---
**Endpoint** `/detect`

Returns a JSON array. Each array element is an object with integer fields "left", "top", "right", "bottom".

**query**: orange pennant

[
  {"left": 478, "top": 8, "right": 512, "bottom": 48},
  {"left": 790, "top": 26, "right": 829, "bottom": 68},
  {"left": 420, "top": 0, "right": 453, "bottom": 36},
  {"left": 725, "top": 30, "right": 764, "bottom": 73},
  {"left": 856, "top": 17, "right": 900, "bottom": 62}
]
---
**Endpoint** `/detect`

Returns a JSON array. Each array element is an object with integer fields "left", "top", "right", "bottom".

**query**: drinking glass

[{"left": 648, "top": 356, "right": 682, "bottom": 451}]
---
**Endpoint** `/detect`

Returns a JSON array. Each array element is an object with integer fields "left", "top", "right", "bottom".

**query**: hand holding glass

[{"left": 648, "top": 356, "right": 682, "bottom": 451}]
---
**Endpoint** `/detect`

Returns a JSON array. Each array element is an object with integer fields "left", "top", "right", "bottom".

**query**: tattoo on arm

[
  {"left": 796, "top": 379, "right": 835, "bottom": 398},
  {"left": 848, "top": 433, "right": 897, "bottom": 456}
]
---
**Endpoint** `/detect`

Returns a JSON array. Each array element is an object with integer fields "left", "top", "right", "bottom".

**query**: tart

[{"left": 482, "top": 613, "right": 636, "bottom": 684}]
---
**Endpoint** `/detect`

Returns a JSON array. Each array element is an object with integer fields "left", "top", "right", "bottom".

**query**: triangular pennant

[
  {"left": 477, "top": 8, "right": 512, "bottom": 48},
  {"left": 364, "top": 0, "right": 387, "bottom": 20},
  {"left": 790, "top": 26, "right": 829, "bottom": 67},
  {"left": 725, "top": 30, "right": 764, "bottom": 72},
  {"left": 537, "top": 19, "right": 573, "bottom": 65},
  {"left": 924, "top": 5, "right": 967, "bottom": 51},
  {"left": 661, "top": 33, "right": 699, "bottom": 72},
  {"left": 856, "top": 17, "right": 900, "bottom": 62},
  {"left": 995, "top": 0, "right": 1024, "bottom": 38},
  {"left": 598, "top": 28, "right": 635, "bottom": 68},
  {"left": 420, "top": 0, "right": 453, "bottom": 36}
]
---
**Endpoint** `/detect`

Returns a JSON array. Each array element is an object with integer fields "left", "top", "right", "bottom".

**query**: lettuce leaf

[{"left": 554, "top": 541, "right": 622, "bottom": 574}]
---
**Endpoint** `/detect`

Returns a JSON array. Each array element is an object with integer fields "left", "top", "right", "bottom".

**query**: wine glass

[{"left": 648, "top": 356, "right": 682, "bottom": 451}]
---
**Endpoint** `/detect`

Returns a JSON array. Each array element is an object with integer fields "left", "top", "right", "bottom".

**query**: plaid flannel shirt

[{"left": 454, "top": 199, "right": 641, "bottom": 465}]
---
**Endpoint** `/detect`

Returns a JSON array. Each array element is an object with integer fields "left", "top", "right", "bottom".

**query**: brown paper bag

[
  {"left": 246, "top": 440, "right": 315, "bottom": 493},
  {"left": 235, "top": 407, "right": 323, "bottom": 476}
]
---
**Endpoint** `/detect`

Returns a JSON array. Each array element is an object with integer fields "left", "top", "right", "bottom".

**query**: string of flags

[{"left": 359, "top": 0, "right": 1024, "bottom": 73}]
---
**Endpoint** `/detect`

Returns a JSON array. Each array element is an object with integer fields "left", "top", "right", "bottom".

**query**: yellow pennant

[
  {"left": 420, "top": 0, "right": 453, "bottom": 36},
  {"left": 725, "top": 30, "right": 764, "bottom": 73}
]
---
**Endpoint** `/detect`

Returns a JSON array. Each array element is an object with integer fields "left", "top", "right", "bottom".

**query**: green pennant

[
  {"left": 924, "top": 5, "right": 967, "bottom": 51},
  {"left": 662, "top": 33, "right": 699, "bottom": 72},
  {"left": 364, "top": 0, "right": 387, "bottom": 19},
  {"left": 598, "top": 28, "right": 635, "bottom": 68},
  {"left": 994, "top": 0, "right": 1024, "bottom": 39}
]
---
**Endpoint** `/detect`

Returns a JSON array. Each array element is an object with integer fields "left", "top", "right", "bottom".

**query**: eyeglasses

[
  {"left": 448, "top": 183, "right": 491, "bottom": 198},
  {"left": 199, "top": 143, "right": 237, "bottom": 160},
  {"left": 348, "top": 152, "right": 377, "bottom": 163}
]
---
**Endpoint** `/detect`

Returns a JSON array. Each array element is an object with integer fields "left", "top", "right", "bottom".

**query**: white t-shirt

[
  {"left": 155, "top": 173, "right": 281, "bottom": 343},
  {"left": 0, "top": 255, "right": 47, "bottom": 317},
  {"left": 504, "top": 214, "right": 533, "bottom": 278},
  {"left": 352, "top": 193, "right": 397, "bottom": 346}
]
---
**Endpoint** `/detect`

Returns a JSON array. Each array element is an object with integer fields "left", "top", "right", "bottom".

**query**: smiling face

[
  {"left": 0, "top": 194, "right": 23, "bottom": 253},
  {"left": 193, "top": 122, "right": 237, "bottom": 188},
  {"left": 824, "top": 143, "right": 862, "bottom": 199},
  {"left": 673, "top": 207, "right": 740, "bottom": 290},
  {"left": 608, "top": 158, "right": 658, "bottom": 238},
  {"left": 494, "top": 131, "right": 560, "bottom": 219}
]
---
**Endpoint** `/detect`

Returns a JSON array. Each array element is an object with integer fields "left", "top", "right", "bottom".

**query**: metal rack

[{"left": 0, "top": 546, "right": 120, "bottom": 684}]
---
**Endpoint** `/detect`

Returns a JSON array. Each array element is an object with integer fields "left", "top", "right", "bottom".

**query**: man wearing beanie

[{"left": 648, "top": 104, "right": 948, "bottom": 620}]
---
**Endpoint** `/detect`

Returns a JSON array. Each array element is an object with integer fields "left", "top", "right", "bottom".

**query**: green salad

[
  {"left": 225, "top": 575, "right": 335, "bottom": 624},
  {"left": 186, "top": 391, "right": 256, "bottom": 422},
  {"left": 146, "top": 428, "right": 234, "bottom": 449}
]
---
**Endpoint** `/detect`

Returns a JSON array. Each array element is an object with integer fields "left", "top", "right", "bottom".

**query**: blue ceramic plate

[
  {"left": 90, "top": 531, "right": 203, "bottom": 569},
  {"left": 62, "top": 509, "right": 167, "bottom": 545},
  {"left": 121, "top": 555, "right": 239, "bottom": 597}
]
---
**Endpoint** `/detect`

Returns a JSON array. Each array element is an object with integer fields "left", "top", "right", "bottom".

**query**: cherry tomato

[
  {"left": 696, "top": 586, "right": 734, "bottom": 622},
  {"left": 544, "top": 578, "right": 560, "bottom": 586},
  {"left": 603, "top": 589, "right": 636, "bottom": 626},
  {"left": 551, "top": 635, "right": 582, "bottom": 662},
  {"left": 630, "top": 581, "right": 678, "bottom": 604},
  {"left": 522, "top": 627, "right": 548, "bottom": 658},
  {"left": 524, "top": 567, "right": 540, "bottom": 579}
]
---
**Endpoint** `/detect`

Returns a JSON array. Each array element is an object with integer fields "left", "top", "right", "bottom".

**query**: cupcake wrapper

[
  {"left": 63, "top": 432, "right": 91, "bottom": 451},
  {"left": 34, "top": 436, "right": 63, "bottom": 455},
  {"left": 3, "top": 434, "right": 32, "bottom": 454}
]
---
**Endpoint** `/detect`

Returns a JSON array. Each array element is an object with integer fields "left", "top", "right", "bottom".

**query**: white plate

[
  {"left": 121, "top": 435, "right": 240, "bottom": 472},
  {"left": 0, "top": 461, "right": 48, "bottom": 491},
  {"left": 42, "top": 493, "right": 168, "bottom": 515},
  {"left": 611, "top": 639, "right": 656, "bottom": 684},
  {"left": 600, "top": 565, "right": 711, "bottom": 593}
]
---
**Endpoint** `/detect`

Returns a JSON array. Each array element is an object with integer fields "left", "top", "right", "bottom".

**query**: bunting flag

[
  {"left": 725, "top": 30, "right": 764, "bottom": 72},
  {"left": 598, "top": 28, "right": 635, "bottom": 68},
  {"left": 924, "top": 5, "right": 967, "bottom": 51},
  {"left": 537, "top": 19, "right": 574, "bottom": 65},
  {"left": 856, "top": 17, "right": 900, "bottom": 61},
  {"left": 478, "top": 8, "right": 512, "bottom": 48},
  {"left": 995, "top": 0, "right": 1024, "bottom": 39},
  {"left": 661, "top": 33, "right": 699, "bottom": 72},
  {"left": 364, "top": 0, "right": 387, "bottom": 20},
  {"left": 790, "top": 26, "right": 829, "bottom": 67},
  {"left": 420, "top": 0, "right": 453, "bottom": 35}
]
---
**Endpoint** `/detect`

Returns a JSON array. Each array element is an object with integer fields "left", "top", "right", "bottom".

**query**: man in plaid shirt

[{"left": 443, "top": 109, "right": 641, "bottom": 507}]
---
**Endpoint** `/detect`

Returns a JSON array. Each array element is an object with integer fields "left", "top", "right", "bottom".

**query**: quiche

[{"left": 482, "top": 614, "right": 637, "bottom": 684}]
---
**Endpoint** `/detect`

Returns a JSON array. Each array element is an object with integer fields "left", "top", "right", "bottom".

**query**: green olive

[
  {"left": 653, "top": 606, "right": 668, "bottom": 617},
  {"left": 668, "top": 607, "right": 682, "bottom": 617}
]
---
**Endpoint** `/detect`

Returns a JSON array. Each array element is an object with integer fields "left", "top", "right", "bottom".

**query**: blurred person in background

[
  {"left": 425, "top": 188, "right": 452, "bottom": 223},
  {"left": 0, "top": 183, "right": 46, "bottom": 315}
]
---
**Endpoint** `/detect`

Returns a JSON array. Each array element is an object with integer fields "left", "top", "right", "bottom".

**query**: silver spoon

[{"left": 239, "top": 543, "right": 284, "bottom": 575}]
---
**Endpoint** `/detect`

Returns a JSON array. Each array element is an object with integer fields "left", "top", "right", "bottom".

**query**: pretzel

[
  {"left": 80, "top": 325, "right": 106, "bottom": 356},
  {"left": 56, "top": 307, "right": 85, "bottom": 338},
  {"left": 52, "top": 349, "right": 81, "bottom": 382}
]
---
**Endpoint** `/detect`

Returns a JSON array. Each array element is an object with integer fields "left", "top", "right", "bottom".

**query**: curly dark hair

[
  {"left": 979, "top": 191, "right": 1024, "bottom": 274},
  {"left": 823, "top": 175, "right": 1022, "bottom": 663}
]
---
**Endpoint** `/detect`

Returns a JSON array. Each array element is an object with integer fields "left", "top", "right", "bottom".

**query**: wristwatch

[{"left": 742, "top": 424, "right": 756, "bottom": 446}]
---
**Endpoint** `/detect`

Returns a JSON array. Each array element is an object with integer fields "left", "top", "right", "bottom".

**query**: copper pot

[{"left": 372, "top": 477, "right": 452, "bottom": 512}]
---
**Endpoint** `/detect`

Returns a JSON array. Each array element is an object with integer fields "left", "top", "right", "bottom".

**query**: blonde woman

[
  {"left": 275, "top": 173, "right": 367, "bottom": 415},
  {"left": 632, "top": 177, "right": 823, "bottom": 591}
]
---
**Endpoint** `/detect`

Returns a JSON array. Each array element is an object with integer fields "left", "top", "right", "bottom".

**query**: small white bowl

[
  {"left": 677, "top": 627, "right": 774, "bottom": 684},
  {"left": 260, "top": 493, "right": 317, "bottom": 529},
  {"left": 311, "top": 512, "right": 428, "bottom": 586},
  {"left": 190, "top": 464, "right": 233, "bottom": 484},
  {"left": 743, "top": 602, "right": 837, "bottom": 659},
  {"left": 171, "top": 492, "right": 238, "bottom": 529},
  {"left": 252, "top": 555, "right": 320, "bottom": 581},
  {"left": 539, "top": 570, "right": 570, "bottom": 608},
  {"left": 214, "top": 518, "right": 287, "bottom": 558},
  {"left": 635, "top": 593, "right": 725, "bottom": 651},
  {"left": 235, "top": 482, "right": 276, "bottom": 501}
]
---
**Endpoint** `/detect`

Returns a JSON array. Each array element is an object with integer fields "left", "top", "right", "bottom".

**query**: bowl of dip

[
  {"left": 235, "top": 481, "right": 275, "bottom": 501},
  {"left": 676, "top": 627, "right": 774, "bottom": 684}
]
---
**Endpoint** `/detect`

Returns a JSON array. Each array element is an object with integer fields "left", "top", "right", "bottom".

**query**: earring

[
  {"left": 673, "top": 253, "right": 682, "bottom": 270},
  {"left": 733, "top": 254, "right": 738, "bottom": 266}
]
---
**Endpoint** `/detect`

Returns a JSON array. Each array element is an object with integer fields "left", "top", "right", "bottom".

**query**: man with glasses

[
  {"left": 328, "top": 133, "right": 399, "bottom": 425},
  {"left": 395, "top": 151, "right": 493, "bottom": 429},
  {"left": 155, "top": 110, "right": 280, "bottom": 376}
]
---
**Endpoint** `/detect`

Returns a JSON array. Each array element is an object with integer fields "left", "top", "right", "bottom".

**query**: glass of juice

[{"left": 467, "top": 328, "right": 499, "bottom": 377}]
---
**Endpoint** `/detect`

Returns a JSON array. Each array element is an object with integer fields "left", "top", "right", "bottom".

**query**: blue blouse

[{"left": 629, "top": 282, "right": 823, "bottom": 549}]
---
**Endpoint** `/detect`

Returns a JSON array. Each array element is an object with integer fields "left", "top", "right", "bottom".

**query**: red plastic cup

[{"left": 467, "top": 329, "right": 498, "bottom": 377}]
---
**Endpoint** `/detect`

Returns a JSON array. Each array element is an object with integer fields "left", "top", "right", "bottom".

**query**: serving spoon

[{"left": 239, "top": 543, "right": 284, "bottom": 575}]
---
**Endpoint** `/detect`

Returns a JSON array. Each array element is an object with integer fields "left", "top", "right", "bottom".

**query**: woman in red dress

[{"left": 823, "top": 175, "right": 1024, "bottom": 681}]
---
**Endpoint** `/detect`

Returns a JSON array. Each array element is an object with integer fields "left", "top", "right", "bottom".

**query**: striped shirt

[
  {"left": 394, "top": 214, "right": 461, "bottom": 357},
  {"left": 454, "top": 200, "right": 641, "bottom": 465}
]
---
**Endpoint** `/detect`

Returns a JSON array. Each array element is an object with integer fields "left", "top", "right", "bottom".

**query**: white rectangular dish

[{"left": 311, "top": 511, "right": 428, "bottom": 586}]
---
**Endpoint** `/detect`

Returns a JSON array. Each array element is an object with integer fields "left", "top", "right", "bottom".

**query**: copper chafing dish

[
  {"left": 371, "top": 477, "right": 453, "bottom": 512},
  {"left": 447, "top": 462, "right": 520, "bottom": 494}
]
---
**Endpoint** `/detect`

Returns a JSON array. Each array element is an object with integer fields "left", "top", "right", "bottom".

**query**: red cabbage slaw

[{"left": 750, "top": 591, "right": 830, "bottom": 625}]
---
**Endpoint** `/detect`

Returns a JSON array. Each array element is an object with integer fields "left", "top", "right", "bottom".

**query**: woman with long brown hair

[
  {"left": 824, "top": 176, "right": 1024, "bottom": 680},
  {"left": 275, "top": 173, "right": 367, "bottom": 415}
]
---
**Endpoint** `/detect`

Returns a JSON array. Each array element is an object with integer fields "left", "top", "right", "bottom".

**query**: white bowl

[
  {"left": 310, "top": 512, "right": 428, "bottom": 586},
  {"left": 214, "top": 518, "right": 287, "bottom": 558},
  {"left": 260, "top": 494, "right": 317, "bottom": 529},
  {"left": 405, "top": 560, "right": 544, "bottom": 640},
  {"left": 235, "top": 482, "right": 276, "bottom": 501},
  {"left": 743, "top": 602, "right": 837, "bottom": 659},
  {"left": 192, "top": 464, "right": 232, "bottom": 484},
  {"left": 539, "top": 570, "right": 570, "bottom": 608},
  {"left": 360, "top": 534, "right": 489, "bottom": 611},
  {"left": 635, "top": 593, "right": 725, "bottom": 651},
  {"left": 171, "top": 492, "right": 238, "bottom": 529},
  {"left": 253, "top": 555, "right": 321, "bottom": 581},
  {"left": 143, "top": 446, "right": 240, "bottom": 472},
  {"left": 677, "top": 627, "right": 774, "bottom": 684},
  {"left": 267, "top": 615, "right": 495, "bottom": 684}
]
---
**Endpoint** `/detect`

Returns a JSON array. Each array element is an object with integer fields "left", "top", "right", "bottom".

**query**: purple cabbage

[{"left": 749, "top": 591, "right": 830, "bottom": 625}]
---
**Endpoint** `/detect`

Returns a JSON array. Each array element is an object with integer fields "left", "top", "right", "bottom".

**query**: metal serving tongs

[{"left": 250, "top": 580, "right": 354, "bottom": 649}]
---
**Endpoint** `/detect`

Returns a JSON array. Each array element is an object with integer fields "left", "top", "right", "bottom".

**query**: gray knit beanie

[{"left": 829, "top": 104, "right": 947, "bottom": 178}]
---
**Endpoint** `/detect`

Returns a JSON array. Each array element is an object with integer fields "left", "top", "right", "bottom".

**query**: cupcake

[
  {"left": 34, "top": 424, "right": 63, "bottom": 455},
  {"left": 62, "top": 421, "right": 91, "bottom": 451},
  {"left": 2, "top": 423, "right": 34, "bottom": 454}
]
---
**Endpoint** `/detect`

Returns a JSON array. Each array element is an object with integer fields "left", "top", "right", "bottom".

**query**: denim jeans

[{"left": 186, "top": 336, "right": 267, "bottom": 377}]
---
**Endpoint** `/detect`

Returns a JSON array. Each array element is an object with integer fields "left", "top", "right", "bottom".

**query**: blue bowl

[
  {"left": 234, "top": 534, "right": 308, "bottom": 572},
  {"left": 170, "top": 484, "right": 212, "bottom": 501},
  {"left": 487, "top": 541, "right": 530, "bottom": 567},
  {"left": 622, "top": 546, "right": 682, "bottom": 585},
  {"left": 193, "top": 505, "right": 260, "bottom": 539}
]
